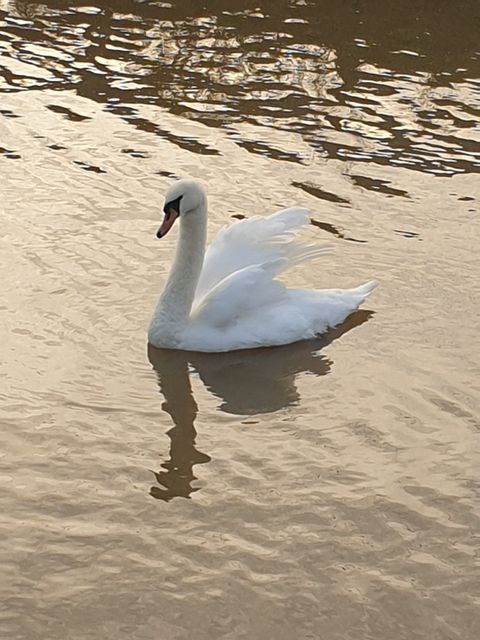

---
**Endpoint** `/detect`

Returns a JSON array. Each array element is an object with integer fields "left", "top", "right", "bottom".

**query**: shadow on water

[{"left": 147, "top": 309, "right": 373, "bottom": 501}]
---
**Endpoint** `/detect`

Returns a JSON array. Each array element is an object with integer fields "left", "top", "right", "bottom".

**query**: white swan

[{"left": 148, "top": 179, "right": 377, "bottom": 352}]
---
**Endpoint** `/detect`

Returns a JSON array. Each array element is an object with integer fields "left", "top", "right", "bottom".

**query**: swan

[{"left": 148, "top": 179, "right": 377, "bottom": 352}]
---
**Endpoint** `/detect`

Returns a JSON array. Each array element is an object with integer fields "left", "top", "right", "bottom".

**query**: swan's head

[{"left": 157, "top": 179, "right": 207, "bottom": 238}]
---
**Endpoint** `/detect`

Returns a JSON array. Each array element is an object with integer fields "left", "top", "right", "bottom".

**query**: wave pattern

[
  {"left": 1, "top": 2, "right": 479, "bottom": 639},
  {"left": 0, "top": 0, "right": 479, "bottom": 176}
]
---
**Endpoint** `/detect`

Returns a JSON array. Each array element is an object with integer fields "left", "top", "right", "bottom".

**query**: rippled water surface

[{"left": 1, "top": 1, "right": 479, "bottom": 638}]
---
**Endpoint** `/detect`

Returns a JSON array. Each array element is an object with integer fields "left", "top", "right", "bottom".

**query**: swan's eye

[{"left": 163, "top": 195, "right": 183, "bottom": 216}]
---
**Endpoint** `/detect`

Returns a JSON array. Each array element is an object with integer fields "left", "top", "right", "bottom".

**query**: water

[{"left": 1, "top": 1, "right": 479, "bottom": 638}]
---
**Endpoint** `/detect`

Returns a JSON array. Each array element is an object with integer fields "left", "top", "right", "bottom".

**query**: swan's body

[{"left": 148, "top": 180, "right": 377, "bottom": 352}]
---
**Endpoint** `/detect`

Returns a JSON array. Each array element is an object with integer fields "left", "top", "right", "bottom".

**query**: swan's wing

[
  {"left": 195, "top": 207, "right": 331, "bottom": 301},
  {"left": 191, "top": 259, "right": 288, "bottom": 329}
]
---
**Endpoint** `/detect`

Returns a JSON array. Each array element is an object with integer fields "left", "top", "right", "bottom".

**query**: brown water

[{"left": 1, "top": 1, "right": 479, "bottom": 638}]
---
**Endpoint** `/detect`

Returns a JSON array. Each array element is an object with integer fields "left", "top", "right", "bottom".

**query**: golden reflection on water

[{"left": 1, "top": 1, "right": 479, "bottom": 638}]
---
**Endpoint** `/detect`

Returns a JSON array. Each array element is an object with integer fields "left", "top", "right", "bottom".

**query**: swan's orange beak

[{"left": 156, "top": 208, "right": 179, "bottom": 238}]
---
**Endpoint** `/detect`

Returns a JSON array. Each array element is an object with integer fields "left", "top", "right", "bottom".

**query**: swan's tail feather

[{"left": 348, "top": 279, "right": 378, "bottom": 304}]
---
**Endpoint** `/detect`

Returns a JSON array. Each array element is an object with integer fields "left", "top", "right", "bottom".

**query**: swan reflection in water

[{"left": 147, "top": 310, "right": 373, "bottom": 501}]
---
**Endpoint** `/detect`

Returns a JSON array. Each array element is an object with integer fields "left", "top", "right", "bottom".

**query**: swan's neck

[{"left": 150, "top": 205, "right": 207, "bottom": 344}]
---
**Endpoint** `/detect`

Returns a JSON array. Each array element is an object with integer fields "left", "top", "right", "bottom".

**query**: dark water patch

[
  {"left": 293, "top": 180, "right": 350, "bottom": 205},
  {"left": 156, "top": 170, "right": 178, "bottom": 178},
  {"left": 393, "top": 229, "right": 421, "bottom": 239},
  {"left": 121, "top": 148, "right": 149, "bottom": 158},
  {"left": 350, "top": 175, "right": 410, "bottom": 198},
  {"left": 234, "top": 139, "right": 305, "bottom": 163},
  {"left": 0, "top": 109, "right": 20, "bottom": 118},
  {"left": 310, "top": 219, "right": 367, "bottom": 244},
  {"left": 0, "top": 146, "right": 21, "bottom": 159},
  {"left": 47, "top": 104, "right": 91, "bottom": 122},
  {"left": 73, "top": 160, "right": 107, "bottom": 174},
  {"left": 107, "top": 105, "right": 221, "bottom": 156}
]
